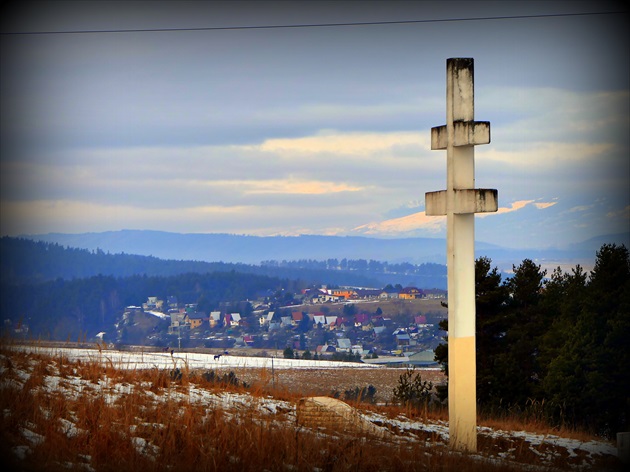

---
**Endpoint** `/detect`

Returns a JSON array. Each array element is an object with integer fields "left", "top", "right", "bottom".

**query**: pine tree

[
  {"left": 488, "top": 259, "right": 547, "bottom": 406},
  {"left": 543, "top": 244, "right": 630, "bottom": 436},
  {"left": 475, "top": 256, "right": 509, "bottom": 405}
]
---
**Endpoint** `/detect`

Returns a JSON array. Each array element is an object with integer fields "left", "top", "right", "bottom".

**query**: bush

[
  {"left": 393, "top": 368, "right": 433, "bottom": 408},
  {"left": 330, "top": 351, "right": 361, "bottom": 362},
  {"left": 330, "top": 385, "right": 377, "bottom": 404},
  {"left": 169, "top": 368, "right": 183, "bottom": 381},
  {"left": 201, "top": 370, "right": 249, "bottom": 388}
]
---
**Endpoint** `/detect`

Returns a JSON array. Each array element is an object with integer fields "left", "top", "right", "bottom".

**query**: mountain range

[{"left": 19, "top": 230, "right": 629, "bottom": 273}]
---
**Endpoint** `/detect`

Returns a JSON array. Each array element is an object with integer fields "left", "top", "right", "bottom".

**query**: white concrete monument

[{"left": 425, "top": 58, "right": 497, "bottom": 451}]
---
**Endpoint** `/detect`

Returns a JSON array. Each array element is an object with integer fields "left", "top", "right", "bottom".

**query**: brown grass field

[
  {"left": 232, "top": 366, "right": 446, "bottom": 404},
  {"left": 0, "top": 342, "right": 622, "bottom": 472}
]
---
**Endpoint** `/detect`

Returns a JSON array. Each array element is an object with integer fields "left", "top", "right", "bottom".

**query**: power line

[{"left": 1, "top": 11, "right": 625, "bottom": 36}]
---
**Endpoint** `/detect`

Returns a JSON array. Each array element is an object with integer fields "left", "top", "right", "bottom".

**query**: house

[
  {"left": 209, "top": 312, "right": 222, "bottom": 328},
  {"left": 373, "top": 326, "right": 387, "bottom": 336},
  {"left": 268, "top": 319, "right": 282, "bottom": 331},
  {"left": 351, "top": 344, "right": 364, "bottom": 355},
  {"left": 353, "top": 289, "right": 381, "bottom": 299},
  {"left": 226, "top": 313, "right": 241, "bottom": 327},
  {"left": 337, "top": 338, "right": 352, "bottom": 352},
  {"left": 260, "top": 311, "right": 281, "bottom": 331},
  {"left": 313, "top": 314, "right": 326, "bottom": 327},
  {"left": 316, "top": 344, "right": 337, "bottom": 354},
  {"left": 331, "top": 289, "right": 356, "bottom": 300},
  {"left": 169, "top": 310, "right": 186, "bottom": 326},
  {"left": 407, "top": 350, "right": 439, "bottom": 367},
  {"left": 325, "top": 316, "right": 338, "bottom": 327},
  {"left": 291, "top": 311, "right": 304, "bottom": 326},
  {"left": 315, "top": 292, "right": 342, "bottom": 303},
  {"left": 167, "top": 296, "right": 178, "bottom": 309},
  {"left": 168, "top": 312, "right": 191, "bottom": 335},
  {"left": 399, "top": 287, "right": 423, "bottom": 300},
  {"left": 395, "top": 333, "right": 413, "bottom": 348},
  {"left": 303, "top": 288, "right": 328, "bottom": 301},
  {"left": 187, "top": 312, "right": 208, "bottom": 330},
  {"left": 143, "top": 297, "right": 164, "bottom": 310},
  {"left": 354, "top": 313, "right": 370, "bottom": 328},
  {"left": 379, "top": 288, "right": 399, "bottom": 299},
  {"left": 184, "top": 303, "right": 198, "bottom": 314},
  {"left": 259, "top": 311, "right": 275, "bottom": 326}
]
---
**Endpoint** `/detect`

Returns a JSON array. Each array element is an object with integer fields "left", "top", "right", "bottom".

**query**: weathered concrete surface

[
  {"left": 426, "top": 189, "right": 498, "bottom": 216},
  {"left": 296, "top": 396, "right": 388, "bottom": 438},
  {"left": 431, "top": 121, "right": 490, "bottom": 149},
  {"left": 425, "top": 57, "right": 497, "bottom": 452}
]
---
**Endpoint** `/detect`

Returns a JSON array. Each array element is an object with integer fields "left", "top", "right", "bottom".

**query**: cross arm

[
  {"left": 425, "top": 188, "right": 498, "bottom": 216},
  {"left": 431, "top": 121, "right": 491, "bottom": 150}
]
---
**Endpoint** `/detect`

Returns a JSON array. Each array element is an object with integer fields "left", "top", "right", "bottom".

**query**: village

[{"left": 113, "top": 285, "right": 448, "bottom": 367}]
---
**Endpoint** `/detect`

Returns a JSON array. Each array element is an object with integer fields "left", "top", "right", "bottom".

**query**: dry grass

[{"left": 0, "top": 343, "right": 621, "bottom": 472}]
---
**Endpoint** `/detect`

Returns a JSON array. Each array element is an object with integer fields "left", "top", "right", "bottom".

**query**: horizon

[
  {"left": 13, "top": 228, "right": 630, "bottom": 277},
  {"left": 1, "top": 2, "right": 628, "bottom": 249},
  {"left": 14, "top": 226, "right": 630, "bottom": 247}
]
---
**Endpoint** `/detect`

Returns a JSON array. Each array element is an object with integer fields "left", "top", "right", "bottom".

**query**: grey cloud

[{"left": 1, "top": 1, "right": 627, "bottom": 245}]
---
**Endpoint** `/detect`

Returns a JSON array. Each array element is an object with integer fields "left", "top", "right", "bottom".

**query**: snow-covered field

[
  {"left": 1, "top": 344, "right": 622, "bottom": 471},
  {"left": 10, "top": 344, "right": 384, "bottom": 370}
]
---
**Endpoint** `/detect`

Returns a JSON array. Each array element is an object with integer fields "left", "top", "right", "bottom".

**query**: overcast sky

[{"left": 1, "top": 1, "right": 628, "bottom": 249}]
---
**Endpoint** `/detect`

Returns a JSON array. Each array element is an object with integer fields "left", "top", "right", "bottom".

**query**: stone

[{"left": 296, "top": 396, "right": 387, "bottom": 438}]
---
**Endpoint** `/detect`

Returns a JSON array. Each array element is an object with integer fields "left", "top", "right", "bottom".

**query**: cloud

[
  {"left": 533, "top": 202, "right": 557, "bottom": 210},
  {"left": 258, "top": 130, "right": 427, "bottom": 157},
  {"left": 351, "top": 197, "right": 560, "bottom": 238},
  {"left": 492, "top": 199, "right": 534, "bottom": 215},
  {"left": 607, "top": 205, "right": 630, "bottom": 220},
  {"left": 241, "top": 179, "right": 363, "bottom": 196},
  {"left": 568, "top": 204, "right": 595, "bottom": 213},
  {"left": 352, "top": 211, "right": 445, "bottom": 237},
  {"left": 478, "top": 199, "right": 557, "bottom": 218}
]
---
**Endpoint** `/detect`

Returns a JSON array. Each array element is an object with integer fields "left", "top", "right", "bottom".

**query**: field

[
  {"left": 0, "top": 342, "right": 622, "bottom": 471},
  {"left": 236, "top": 366, "right": 445, "bottom": 403},
  {"left": 294, "top": 297, "right": 448, "bottom": 319}
]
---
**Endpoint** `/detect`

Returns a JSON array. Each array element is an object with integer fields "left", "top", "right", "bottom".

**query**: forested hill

[{"left": 0, "top": 237, "right": 447, "bottom": 289}]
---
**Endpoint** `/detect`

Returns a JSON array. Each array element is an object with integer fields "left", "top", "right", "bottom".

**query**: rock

[{"left": 296, "top": 396, "right": 388, "bottom": 438}]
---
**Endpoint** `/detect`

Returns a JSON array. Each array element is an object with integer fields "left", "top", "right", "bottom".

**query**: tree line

[
  {"left": 0, "top": 237, "right": 380, "bottom": 288},
  {"left": 261, "top": 258, "right": 446, "bottom": 276},
  {"left": 1, "top": 271, "right": 298, "bottom": 341},
  {"left": 434, "top": 244, "right": 630, "bottom": 438}
]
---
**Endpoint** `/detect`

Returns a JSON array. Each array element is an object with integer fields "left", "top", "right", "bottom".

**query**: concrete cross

[{"left": 425, "top": 58, "right": 498, "bottom": 452}]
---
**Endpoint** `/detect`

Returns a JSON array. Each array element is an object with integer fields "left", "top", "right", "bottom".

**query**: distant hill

[
  {"left": 18, "top": 230, "right": 451, "bottom": 264},
  {"left": 1, "top": 236, "right": 448, "bottom": 289},
  {"left": 0, "top": 237, "right": 380, "bottom": 288},
  {"left": 18, "top": 229, "right": 629, "bottom": 271}
]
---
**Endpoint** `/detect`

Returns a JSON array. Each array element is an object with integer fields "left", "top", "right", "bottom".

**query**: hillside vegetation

[
  {"left": 2, "top": 236, "right": 628, "bottom": 441},
  {"left": 0, "top": 236, "right": 446, "bottom": 288},
  {"left": 435, "top": 244, "right": 630, "bottom": 439},
  {"left": 0, "top": 345, "right": 621, "bottom": 471}
]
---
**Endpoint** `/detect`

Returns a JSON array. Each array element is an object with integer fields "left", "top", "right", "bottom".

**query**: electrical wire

[{"left": 1, "top": 11, "right": 625, "bottom": 36}]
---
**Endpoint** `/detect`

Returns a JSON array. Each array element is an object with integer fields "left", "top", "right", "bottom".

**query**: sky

[{"left": 1, "top": 1, "right": 628, "bottom": 249}]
